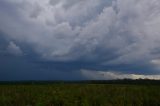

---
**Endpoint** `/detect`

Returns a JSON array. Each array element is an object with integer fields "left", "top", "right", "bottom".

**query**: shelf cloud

[{"left": 81, "top": 69, "right": 160, "bottom": 80}]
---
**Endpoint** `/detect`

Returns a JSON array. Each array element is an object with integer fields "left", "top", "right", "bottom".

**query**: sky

[{"left": 0, "top": 0, "right": 160, "bottom": 80}]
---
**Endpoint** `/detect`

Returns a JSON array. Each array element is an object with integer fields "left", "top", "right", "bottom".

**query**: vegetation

[{"left": 0, "top": 80, "right": 160, "bottom": 106}]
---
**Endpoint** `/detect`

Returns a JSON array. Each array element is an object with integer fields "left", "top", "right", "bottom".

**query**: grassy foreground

[{"left": 0, "top": 84, "right": 160, "bottom": 106}]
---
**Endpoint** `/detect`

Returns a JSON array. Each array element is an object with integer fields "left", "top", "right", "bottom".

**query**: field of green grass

[{"left": 0, "top": 84, "right": 160, "bottom": 106}]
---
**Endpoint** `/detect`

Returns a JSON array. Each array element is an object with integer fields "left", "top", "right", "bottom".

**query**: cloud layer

[
  {"left": 81, "top": 69, "right": 160, "bottom": 80},
  {"left": 0, "top": 0, "right": 160, "bottom": 80}
]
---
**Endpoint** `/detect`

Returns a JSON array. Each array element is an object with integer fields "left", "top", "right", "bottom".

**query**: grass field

[{"left": 0, "top": 84, "right": 160, "bottom": 106}]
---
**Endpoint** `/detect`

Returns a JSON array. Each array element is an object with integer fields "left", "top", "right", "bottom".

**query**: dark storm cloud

[
  {"left": 0, "top": 35, "right": 84, "bottom": 80},
  {"left": 0, "top": 56, "right": 84, "bottom": 81},
  {"left": 0, "top": 0, "right": 160, "bottom": 80}
]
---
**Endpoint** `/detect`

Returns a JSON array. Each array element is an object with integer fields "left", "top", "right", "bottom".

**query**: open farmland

[{"left": 0, "top": 83, "right": 160, "bottom": 106}]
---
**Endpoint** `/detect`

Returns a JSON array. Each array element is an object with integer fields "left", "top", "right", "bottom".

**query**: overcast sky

[{"left": 0, "top": 0, "right": 160, "bottom": 80}]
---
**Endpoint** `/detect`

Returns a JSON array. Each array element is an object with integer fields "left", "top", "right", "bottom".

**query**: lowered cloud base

[{"left": 81, "top": 70, "right": 160, "bottom": 80}]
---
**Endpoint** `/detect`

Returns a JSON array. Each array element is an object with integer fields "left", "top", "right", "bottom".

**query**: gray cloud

[
  {"left": 0, "top": 0, "right": 160, "bottom": 77},
  {"left": 7, "top": 41, "right": 23, "bottom": 56}
]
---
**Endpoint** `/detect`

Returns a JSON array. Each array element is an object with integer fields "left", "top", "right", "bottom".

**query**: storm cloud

[{"left": 0, "top": 0, "right": 160, "bottom": 80}]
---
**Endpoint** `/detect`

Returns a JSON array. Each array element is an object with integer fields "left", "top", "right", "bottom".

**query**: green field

[{"left": 0, "top": 84, "right": 160, "bottom": 106}]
